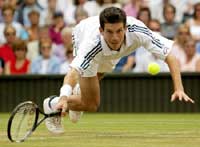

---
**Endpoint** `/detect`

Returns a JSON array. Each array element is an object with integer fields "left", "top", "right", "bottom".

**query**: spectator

[
  {"left": 0, "top": 25, "right": 17, "bottom": 63},
  {"left": 27, "top": 25, "right": 54, "bottom": 61},
  {"left": 181, "top": 38, "right": 200, "bottom": 72},
  {"left": 161, "top": 4, "right": 180, "bottom": 40},
  {"left": 52, "top": 26, "right": 73, "bottom": 63},
  {"left": 31, "top": 38, "right": 61, "bottom": 74},
  {"left": 171, "top": 24, "right": 191, "bottom": 66},
  {"left": 74, "top": 5, "right": 88, "bottom": 24},
  {"left": 26, "top": 10, "right": 40, "bottom": 41},
  {"left": 0, "top": 0, "right": 5, "bottom": 23},
  {"left": 5, "top": 40, "right": 30, "bottom": 75},
  {"left": 0, "top": 57, "right": 4, "bottom": 75},
  {"left": 149, "top": 19, "right": 161, "bottom": 34},
  {"left": 185, "top": 2, "right": 200, "bottom": 41},
  {"left": 148, "top": 0, "right": 171, "bottom": 23},
  {"left": 60, "top": 45, "right": 74, "bottom": 74},
  {"left": 43, "top": 0, "right": 58, "bottom": 26},
  {"left": 123, "top": 0, "right": 146, "bottom": 18},
  {"left": 99, "top": 0, "right": 122, "bottom": 11},
  {"left": 49, "top": 11, "right": 65, "bottom": 45},
  {"left": 0, "top": 4, "right": 24, "bottom": 44},
  {"left": 83, "top": 0, "right": 103, "bottom": 16},
  {"left": 114, "top": 52, "right": 135, "bottom": 72},
  {"left": 16, "top": 0, "right": 45, "bottom": 27},
  {"left": 137, "top": 7, "right": 151, "bottom": 26}
]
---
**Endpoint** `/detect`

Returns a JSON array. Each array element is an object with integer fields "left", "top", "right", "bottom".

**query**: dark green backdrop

[{"left": 0, "top": 73, "right": 199, "bottom": 112}]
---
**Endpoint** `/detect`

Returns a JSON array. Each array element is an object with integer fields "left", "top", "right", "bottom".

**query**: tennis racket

[{"left": 7, "top": 101, "right": 61, "bottom": 142}]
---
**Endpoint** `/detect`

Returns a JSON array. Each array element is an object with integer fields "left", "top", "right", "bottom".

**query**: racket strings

[{"left": 11, "top": 105, "right": 36, "bottom": 141}]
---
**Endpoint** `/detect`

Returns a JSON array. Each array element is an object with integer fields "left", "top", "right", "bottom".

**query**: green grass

[{"left": 1, "top": 113, "right": 200, "bottom": 147}]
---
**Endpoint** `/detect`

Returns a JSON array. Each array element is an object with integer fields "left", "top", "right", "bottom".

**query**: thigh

[{"left": 79, "top": 75, "right": 100, "bottom": 105}]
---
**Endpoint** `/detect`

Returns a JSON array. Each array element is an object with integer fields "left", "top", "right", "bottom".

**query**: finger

[
  {"left": 178, "top": 96, "right": 182, "bottom": 101},
  {"left": 171, "top": 93, "right": 176, "bottom": 102},
  {"left": 189, "top": 98, "right": 195, "bottom": 103},
  {"left": 185, "top": 96, "right": 195, "bottom": 103},
  {"left": 182, "top": 94, "right": 195, "bottom": 103},
  {"left": 61, "top": 103, "right": 68, "bottom": 117}
]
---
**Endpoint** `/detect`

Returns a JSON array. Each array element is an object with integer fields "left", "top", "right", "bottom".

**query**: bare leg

[{"left": 69, "top": 75, "right": 100, "bottom": 111}]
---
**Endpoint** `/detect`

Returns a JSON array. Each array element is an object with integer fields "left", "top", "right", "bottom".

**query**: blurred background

[{"left": 0, "top": 0, "right": 200, "bottom": 113}]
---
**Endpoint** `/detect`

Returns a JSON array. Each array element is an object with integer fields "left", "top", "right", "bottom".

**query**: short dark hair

[
  {"left": 163, "top": 4, "right": 176, "bottom": 18},
  {"left": 12, "top": 39, "right": 27, "bottom": 52},
  {"left": 99, "top": 7, "right": 126, "bottom": 29},
  {"left": 53, "top": 11, "right": 63, "bottom": 19}
]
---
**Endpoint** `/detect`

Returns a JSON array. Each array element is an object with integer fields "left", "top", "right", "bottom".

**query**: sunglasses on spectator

[
  {"left": 178, "top": 32, "right": 189, "bottom": 35},
  {"left": 41, "top": 46, "right": 51, "bottom": 49},
  {"left": 15, "top": 48, "right": 26, "bottom": 51},
  {"left": 5, "top": 32, "right": 16, "bottom": 36}
]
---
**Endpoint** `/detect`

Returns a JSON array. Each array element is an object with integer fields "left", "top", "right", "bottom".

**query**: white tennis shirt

[{"left": 71, "top": 16, "right": 173, "bottom": 77}]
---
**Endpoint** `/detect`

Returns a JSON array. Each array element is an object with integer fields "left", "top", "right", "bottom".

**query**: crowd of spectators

[{"left": 0, "top": 0, "right": 200, "bottom": 75}]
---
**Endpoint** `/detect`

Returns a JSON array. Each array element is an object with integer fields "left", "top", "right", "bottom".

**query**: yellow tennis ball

[{"left": 148, "top": 62, "right": 160, "bottom": 75}]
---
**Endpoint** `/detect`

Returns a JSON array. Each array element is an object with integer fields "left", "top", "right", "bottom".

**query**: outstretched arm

[{"left": 165, "top": 53, "right": 194, "bottom": 103}]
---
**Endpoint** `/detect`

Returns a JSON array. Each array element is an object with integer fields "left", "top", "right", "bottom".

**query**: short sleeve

[
  {"left": 127, "top": 23, "right": 173, "bottom": 60},
  {"left": 70, "top": 40, "right": 102, "bottom": 77}
]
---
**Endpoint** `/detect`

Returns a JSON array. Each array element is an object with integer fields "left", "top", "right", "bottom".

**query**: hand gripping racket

[{"left": 7, "top": 101, "right": 61, "bottom": 142}]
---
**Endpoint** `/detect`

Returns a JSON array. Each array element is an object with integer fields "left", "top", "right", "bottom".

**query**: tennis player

[{"left": 43, "top": 7, "right": 194, "bottom": 134}]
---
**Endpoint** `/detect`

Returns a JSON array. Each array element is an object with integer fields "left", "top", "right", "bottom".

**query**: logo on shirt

[{"left": 163, "top": 47, "right": 169, "bottom": 55}]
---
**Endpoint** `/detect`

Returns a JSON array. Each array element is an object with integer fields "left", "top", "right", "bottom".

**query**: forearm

[
  {"left": 63, "top": 68, "right": 79, "bottom": 88},
  {"left": 165, "top": 53, "right": 184, "bottom": 91},
  {"left": 59, "top": 68, "right": 79, "bottom": 97}
]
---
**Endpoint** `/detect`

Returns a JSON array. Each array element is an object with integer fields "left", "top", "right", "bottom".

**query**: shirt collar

[{"left": 101, "top": 35, "right": 126, "bottom": 56}]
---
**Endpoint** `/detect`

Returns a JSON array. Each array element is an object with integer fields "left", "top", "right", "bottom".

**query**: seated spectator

[
  {"left": 185, "top": 2, "right": 200, "bottom": 41},
  {"left": 171, "top": 24, "right": 191, "bottom": 66},
  {"left": 26, "top": 10, "right": 40, "bottom": 41},
  {"left": 148, "top": 0, "right": 170, "bottom": 24},
  {"left": 5, "top": 40, "right": 30, "bottom": 75},
  {"left": 0, "top": 0, "right": 5, "bottom": 23},
  {"left": 161, "top": 4, "right": 180, "bottom": 40},
  {"left": 123, "top": 0, "right": 145, "bottom": 18},
  {"left": 74, "top": 5, "right": 88, "bottom": 24},
  {"left": 181, "top": 38, "right": 200, "bottom": 72},
  {"left": 31, "top": 38, "right": 61, "bottom": 74},
  {"left": 137, "top": 7, "right": 151, "bottom": 26},
  {"left": 43, "top": 0, "right": 57, "bottom": 26},
  {"left": 49, "top": 11, "right": 65, "bottom": 45},
  {"left": 149, "top": 19, "right": 161, "bottom": 34},
  {"left": 52, "top": 26, "right": 73, "bottom": 63},
  {"left": 60, "top": 45, "right": 74, "bottom": 74},
  {"left": 114, "top": 52, "right": 136, "bottom": 72},
  {"left": 16, "top": 0, "right": 45, "bottom": 27},
  {"left": 26, "top": 26, "right": 50, "bottom": 61},
  {"left": 0, "top": 25, "right": 17, "bottom": 63},
  {"left": 0, "top": 58, "right": 4, "bottom": 75},
  {"left": 0, "top": 4, "right": 24, "bottom": 44}
]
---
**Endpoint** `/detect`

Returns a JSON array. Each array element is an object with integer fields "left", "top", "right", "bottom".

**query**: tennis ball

[{"left": 148, "top": 62, "right": 160, "bottom": 75}]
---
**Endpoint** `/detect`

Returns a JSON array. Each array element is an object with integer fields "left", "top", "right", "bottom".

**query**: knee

[
  {"left": 87, "top": 102, "right": 99, "bottom": 112},
  {"left": 83, "top": 97, "right": 100, "bottom": 112}
]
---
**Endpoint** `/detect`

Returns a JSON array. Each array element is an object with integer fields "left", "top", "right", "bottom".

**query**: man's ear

[{"left": 99, "top": 27, "right": 103, "bottom": 34}]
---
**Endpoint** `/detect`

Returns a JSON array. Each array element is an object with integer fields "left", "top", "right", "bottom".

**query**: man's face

[
  {"left": 3, "top": 9, "right": 13, "bottom": 23},
  {"left": 5, "top": 27, "right": 16, "bottom": 44},
  {"left": 100, "top": 22, "right": 126, "bottom": 51}
]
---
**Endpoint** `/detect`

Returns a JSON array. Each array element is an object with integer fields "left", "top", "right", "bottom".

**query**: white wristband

[{"left": 59, "top": 84, "right": 73, "bottom": 97}]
